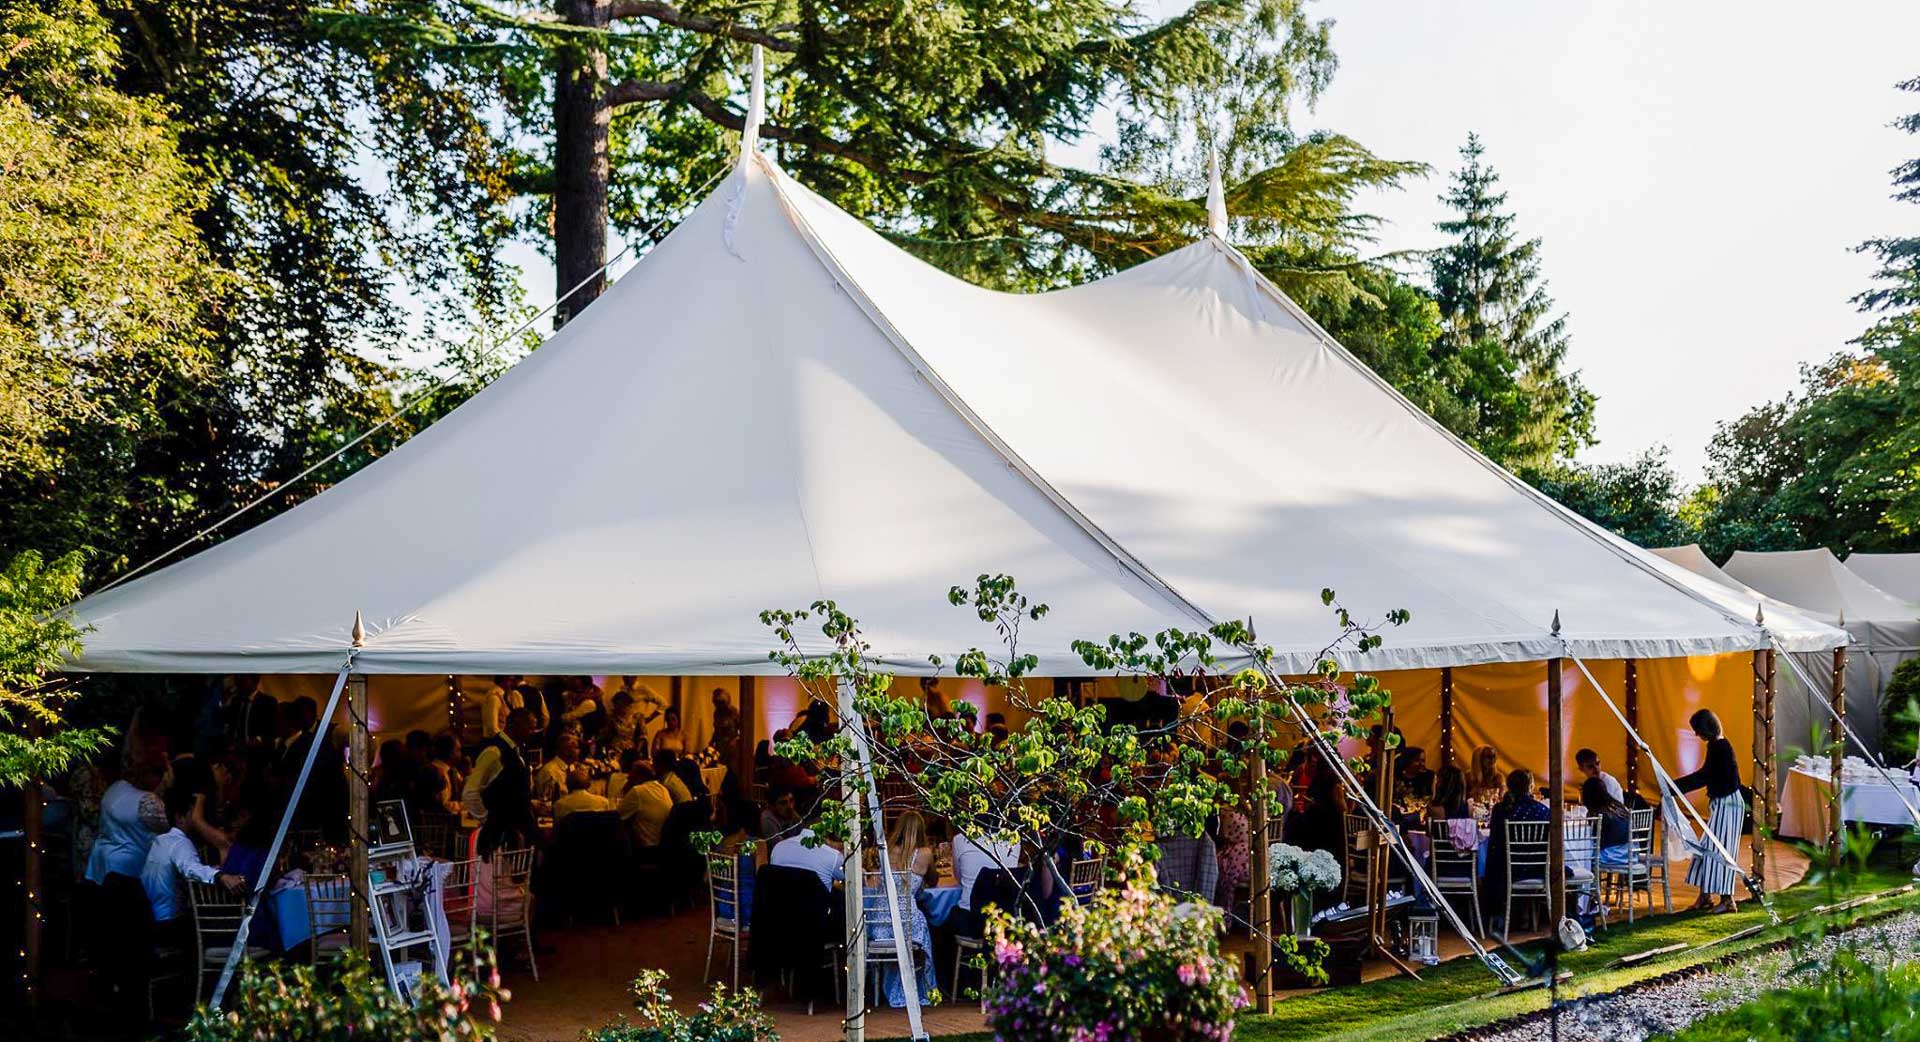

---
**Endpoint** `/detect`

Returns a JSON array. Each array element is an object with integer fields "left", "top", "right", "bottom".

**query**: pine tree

[{"left": 1429, "top": 134, "right": 1594, "bottom": 470}]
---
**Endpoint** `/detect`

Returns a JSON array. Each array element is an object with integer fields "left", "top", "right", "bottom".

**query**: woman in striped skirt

[{"left": 1674, "top": 709, "right": 1744, "bottom": 913}]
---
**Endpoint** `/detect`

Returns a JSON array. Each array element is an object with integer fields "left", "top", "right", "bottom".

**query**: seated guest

[
  {"left": 600, "top": 691, "right": 641, "bottom": 755},
  {"left": 1426, "top": 765, "right": 1473, "bottom": 822},
  {"left": 656, "top": 750, "right": 694, "bottom": 804},
  {"left": 141, "top": 787, "right": 245, "bottom": 945},
  {"left": 671, "top": 758, "right": 710, "bottom": 803},
  {"left": 769, "top": 814, "right": 845, "bottom": 890},
  {"left": 429, "top": 733, "right": 464, "bottom": 813},
  {"left": 553, "top": 766, "right": 612, "bottom": 823},
  {"left": 984, "top": 712, "right": 1010, "bottom": 745},
  {"left": 1581, "top": 775, "right": 1634, "bottom": 870},
  {"left": 652, "top": 708, "right": 687, "bottom": 758},
  {"left": 534, "top": 731, "right": 581, "bottom": 804},
  {"left": 617, "top": 762, "right": 674, "bottom": 847},
  {"left": 1485, "top": 768, "right": 1551, "bottom": 914},
  {"left": 1155, "top": 831, "right": 1219, "bottom": 904},
  {"left": 1282, "top": 768, "right": 1344, "bottom": 858},
  {"left": 607, "top": 748, "right": 644, "bottom": 803},
  {"left": 759, "top": 784, "right": 803, "bottom": 839},
  {"left": 1470, "top": 746, "right": 1504, "bottom": 800},
  {"left": 1575, "top": 748, "right": 1625, "bottom": 803},
  {"left": 1396, "top": 746, "right": 1436, "bottom": 802},
  {"left": 953, "top": 830, "right": 1021, "bottom": 914}
]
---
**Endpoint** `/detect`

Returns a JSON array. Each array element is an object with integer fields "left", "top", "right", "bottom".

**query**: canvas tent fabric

[
  {"left": 1724, "top": 548, "right": 1920, "bottom": 753},
  {"left": 1845, "top": 553, "right": 1920, "bottom": 605},
  {"left": 65, "top": 154, "right": 1765, "bottom": 679},
  {"left": 1650, "top": 544, "right": 1851, "bottom": 760}
]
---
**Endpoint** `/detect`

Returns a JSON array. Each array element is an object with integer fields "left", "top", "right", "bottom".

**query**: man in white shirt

[
  {"left": 770, "top": 826, "right": 845, "bottom": 891},
  {"left": 463, "top": 707, "right": 537, "bottom": 822},
  {"left": 479, "top": 675, "right": 524, "bottom": 740},
  {"left": 552, "top": 766, "right": 612, "bottom": 823},
  {"left": 1575, "top": 748, "right": 1626, "bottom": 803},
  {"left": 953, "top": 831, "right": 1021, "bottom": 911},
  {"left": 534, "top": 731, "right": 581, "bottom": 804},
  {"left": 616, "top": 764, "right": 675, "bottom": 846},
  {"left": 141, "top": 790, "right": 243, "bottom": 940}
]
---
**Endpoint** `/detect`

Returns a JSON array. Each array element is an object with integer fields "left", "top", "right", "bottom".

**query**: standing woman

[{"left": 1674, "top": 709, "right": 1742, "bottom": 913}]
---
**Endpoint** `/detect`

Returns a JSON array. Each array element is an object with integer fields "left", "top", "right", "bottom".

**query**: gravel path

[{"left": 1467, "top": 908, "right": 1920, "bottom": 1042}]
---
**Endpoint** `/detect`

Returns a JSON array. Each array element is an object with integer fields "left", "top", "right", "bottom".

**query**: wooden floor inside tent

[{"left": 493, "top": 838, "right": 1809, "bottom": 1042}]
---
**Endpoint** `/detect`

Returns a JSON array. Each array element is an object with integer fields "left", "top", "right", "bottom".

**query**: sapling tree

[
  {"left": 759, "top": 573, "right": 1406, "bottom": 973},
  {"left": 0, "top": 551, "right": 111, "bottom": 788}
]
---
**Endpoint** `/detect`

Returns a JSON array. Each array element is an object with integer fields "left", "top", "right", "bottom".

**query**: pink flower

[
  {"left": 1177, "top": 964, "right": 1198, "bottom": 986},
  {"left": 995, "top": 939, "right": 1025, "bottom": 966}
]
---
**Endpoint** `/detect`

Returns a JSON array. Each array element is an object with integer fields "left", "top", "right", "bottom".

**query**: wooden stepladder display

[
  {"left": 1365, "top": 707, "right": 1419, "bottom": 980},
  {"left": 366, "top": 800, "right": 449, "bottom": 1000}
]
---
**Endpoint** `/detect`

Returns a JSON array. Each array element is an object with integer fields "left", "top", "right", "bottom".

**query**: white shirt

[
  {"left": 86, "top": 780, "right": 158, "bottom": 884},
  {"left": 534, "top": 758, "right": 570, "bottom": 803},
  {"left": 140, "top": 827, "right": 220, "bottom": 922},
  {"left": 553, "top": 789, "right": 612, "bottom": 823},
  {"left": 953, "top": 832, "right": 1021, "bottom": 910},
  {"left": 770, "top": 829, "right": 845, "bottom": 891},
  {"left": 1595, "top": 770, "right": 1625, "bottom": 803}
]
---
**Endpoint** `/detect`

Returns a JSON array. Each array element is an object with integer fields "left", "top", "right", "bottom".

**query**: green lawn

[{"left": 896, "top": 858, "right": 1919, "bottom": 1042}]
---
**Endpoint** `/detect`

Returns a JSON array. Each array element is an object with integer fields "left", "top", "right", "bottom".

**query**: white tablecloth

[{"left": 1778, "top": 765, "right": 1920, "bottom": 839}]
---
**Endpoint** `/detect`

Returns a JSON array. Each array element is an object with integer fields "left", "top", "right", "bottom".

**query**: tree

[
  {"left": 1523, "top": 449, "right": 1697, "bottom": 550},
  {"left": 1307, "top": 263, "right": 1476, "bottom": 441},
  {"left": 0, "top": 0, "right": 220, "bottom": 560},
  {"left": 1429, "top": 134, "right": 1594, "bottom": 470},
  {"left": 0, "top": 551, "right": 111, "bottom": 789},
  {"left": 323, "top": 0, "right": 1417, "bottom": 314}
]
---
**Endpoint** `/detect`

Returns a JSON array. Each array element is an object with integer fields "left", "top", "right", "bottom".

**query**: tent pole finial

[
  {"left": 1756, "top": 603, "right": 1766, "bottom": 626},
  {"left": 351, "top": 611, "right": 365, "bottom": 648},
  {"left": 1550, "top": 609, "right": 1562, "bottom": 638},
  {"left": 740, "top": 45, "right": 765, "bottom": 160},
  {"left": 1205, "top": 149, "right": 1228, "bottom": 238}
]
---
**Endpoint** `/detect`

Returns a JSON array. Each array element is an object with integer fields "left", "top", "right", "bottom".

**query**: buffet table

[{"left": 1778, "top": 758, "right": 1920, "bottom": 839}]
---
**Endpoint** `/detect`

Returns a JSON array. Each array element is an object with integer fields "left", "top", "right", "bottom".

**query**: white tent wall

[
  {"left": 1845, "top": 553, "right": 1920, "bottom": 606},
  {"left": 1724, "top": 548, "right": 1920, "bottom": 754}
]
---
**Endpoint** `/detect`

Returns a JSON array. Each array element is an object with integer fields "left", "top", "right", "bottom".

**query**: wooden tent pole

[
  {"left": 1623, "top": 659, "right": 1640, "bottom": 800},
  {"left": 1829, "top": 646, "right": 1847, "bottom": 866},
  {"left": 1438, "top": 667, "right": 1454, "bottom": 768},
  {"left": 22, "top": 731, "right": 43, "bottom": 1009},
  {"left": 348, "top": 672, "right": 371, "bottom": 951},
  {"left": 737, "top": 675, "right": 758, "bottom": 790},
  {"left": 1546, "top": 659, "right": 1566, "bottom": 928},
  {"left": 1752, "top": 649, "right": 1774, "bottom": 884},
  {"left": 1249, "top": 709, "right": 1273, "bottom": 1013}
]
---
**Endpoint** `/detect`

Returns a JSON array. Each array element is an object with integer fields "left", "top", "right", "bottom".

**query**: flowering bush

[
  {"left": 183, "top": 948, "right": 507, "bottom": 1042},
  {"left": 581, "top": 969, "right": 775, "bottom": 1042},
  {"left": 984, "top": 871, "right": 1246, "bottom": 1042},
  {"left": 1268, "top": 843, "right": 1341, "bottom": 896}
]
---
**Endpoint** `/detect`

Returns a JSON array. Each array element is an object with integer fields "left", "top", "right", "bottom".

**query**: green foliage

[
  {"left": 0, "top": 550, "right": 110, "bottom": 788},
  {"left": 1429, "top": 134, "right": 1594, "bottom": 471},
  {"left": 182, "top": 948, "right": 509, "bottom": 1042},
  {"left": 1522, "top": 448, "right": 1698, "bottom": 549},
  {"left": 0, "top": 0, "right": 220, "bottom": 557},
  {"left": 580, "top": 970, "right": 774, "bottom": 1042},
  {"left": 1662, "top": 949, "right": 1920, "bottom": 1042},
  {"left": 984, "top": 874, "right": 1249, "bottom": 1040},
  {"left": 1881, "top": 658, "right": 1920, "bottom": 767}
]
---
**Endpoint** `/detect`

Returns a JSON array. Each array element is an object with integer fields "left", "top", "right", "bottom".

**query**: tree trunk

[{"left": 553, "top": 0, "right": 612, "bottom": 326}]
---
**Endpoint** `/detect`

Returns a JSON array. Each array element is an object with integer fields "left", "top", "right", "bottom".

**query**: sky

[
  {"left": 496, "top": 1, "right": 1920, "bottom": 483},
  {"left": 1272, "top": 1, "right": 1920, "bottom": 479}
]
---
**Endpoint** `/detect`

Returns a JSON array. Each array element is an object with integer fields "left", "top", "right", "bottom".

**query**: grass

[{"left": 893, "top": 855, "right": 1920, "bottom": 1042}]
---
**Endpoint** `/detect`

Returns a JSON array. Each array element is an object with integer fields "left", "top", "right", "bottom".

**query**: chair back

[
  {"left": 416, "top": 812, "right": 459, "bottom": 860},
  {"left": 1627, "top": 807, "right": 1656, "bottom": 867},
  {"left": 187, "top": 879, "right": 248, "bottom": 962},
  {"left": 1561, "top": 816, "right": 1600, "bottom": 880},
  {"left": 1429, "top": 826, "right": 1477, "bottom": 883},
  {"left": 861, "top": 870, "right": 919, "bottom": 960},
  {"left": 1342, "top": 812, "right": 1371, "bottom": 900},
  {"left": 1265, "top": 814, "right": 1286, "bottom": 847},
  {"left": 1068, "top": 856, "right": 1105, "bottom": 903},
  {"left": 708, "top": 850, "right": 748, "bottom": 929},
  {"left": 493, "top": 846, "right": 535, "bottom": 894},
  {"left": 303, "top": 872, "right": 355, "bottom": 937},
  {"left": 1505, "top": 819, "right": 1552, "bottom": 887},
  {"left": 442, "top": 858, "right": 480, "bottom": 941}
]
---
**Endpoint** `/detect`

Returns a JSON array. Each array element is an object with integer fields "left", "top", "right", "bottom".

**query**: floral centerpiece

[
  {"left": 983, "top": 869, "right": 1245, "bottom": 1042},
  {"left": 1269, "top": 843, "right": 1342, "bottom": 937}
]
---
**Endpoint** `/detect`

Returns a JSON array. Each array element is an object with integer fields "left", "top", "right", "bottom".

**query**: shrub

[
  {"left": 182, "top": 949, "right": 507, "bottom": 1042},
  {"left": 1881, "top": 658, "right": 1920, "bottom": 766},
  {"left": 1663, "top": 948, "right": 1920, "bottom": 1042},
  {"left": 984, "top": 871, "right": 1246, "bottom": 1042},
  {"left": 580, "top": 969, "right": 776, "bottom": 1042}
]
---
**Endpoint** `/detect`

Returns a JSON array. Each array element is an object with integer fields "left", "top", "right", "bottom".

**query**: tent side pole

[
  {"left": 1438, "top": 667, "right": 1454, "bottom": 768},
  {"left": 1623, "top": 659, "right": 1639, "bottom": 800},
  {"left": 1830, "top": 647, "right": 1847, "bottom": 866},
  {"left": 737, "top": 676, "right": 758, "bottom": 792},
  {"left": 1752, "top": 649, "right": 1774, "bottom": 884},
  {"left": 836, "top": 681, "right": 866, "bottom": 1042},
  {"left": 1249, "top": 711, "right": 1273, "bottom": 1013},
  {"left": 1546, "top": 659, "right": 1565, "bottom": 927},
  {"left": 348, "top": 672, "right": 371, "bottom": 951}
]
